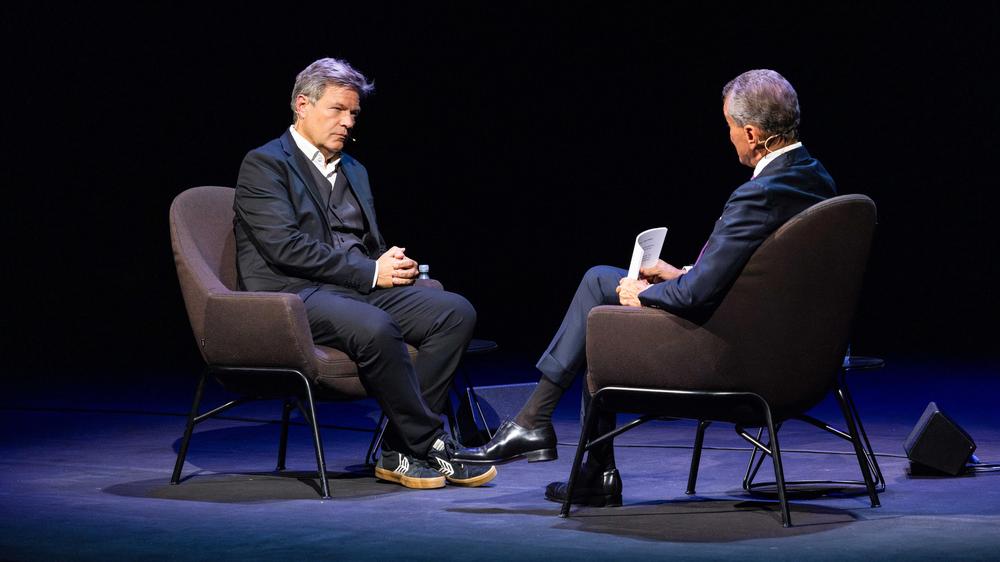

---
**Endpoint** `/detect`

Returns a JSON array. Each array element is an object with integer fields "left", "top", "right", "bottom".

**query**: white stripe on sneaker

[{"left": 436, "top": 458, "right": 454, "bottom": 477}]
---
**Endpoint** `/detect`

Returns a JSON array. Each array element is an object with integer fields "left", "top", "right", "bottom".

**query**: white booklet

[{"left": 626, "top": 227, "right": 668, "bottom": 280}]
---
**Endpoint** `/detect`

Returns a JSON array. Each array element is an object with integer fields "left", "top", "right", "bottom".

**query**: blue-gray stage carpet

[{"left": 1, "top": 355, "right": 998, "bottom": 560}]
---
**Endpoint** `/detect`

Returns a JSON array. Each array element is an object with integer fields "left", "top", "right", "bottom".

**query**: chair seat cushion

[{"left": 313, "top": 344, "right": 419, "bottom": 400}]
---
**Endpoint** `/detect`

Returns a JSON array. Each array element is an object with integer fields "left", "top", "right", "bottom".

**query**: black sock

[{"left": 514, "top": 376, "right": 564, "bottom": 429}]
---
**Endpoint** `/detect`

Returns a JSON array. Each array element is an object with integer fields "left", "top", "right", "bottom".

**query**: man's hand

[
  {"left": 640, "top": 259, "right": 686, "bottom": 283},
  {"left": 376, "top": 246, "right": 419, "bottom": 288},
  {"left": 616, "top": 278, "right": 650, "bottom": 307}
]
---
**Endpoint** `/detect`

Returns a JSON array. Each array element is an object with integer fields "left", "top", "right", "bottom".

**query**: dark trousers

[
  {"left": 536, "top": 265, "right": 625, "bottom": 389},
  {"left": 537, "top": 265, "right": 625, "bottom": 468},
  {"left": 301, "top": 284, "right": 476, "bottom": 457}
]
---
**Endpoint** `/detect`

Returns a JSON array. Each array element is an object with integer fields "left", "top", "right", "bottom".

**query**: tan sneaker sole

[
  {"left": 375, "top": 466, "right": 446, "bottom": 489},
  {"left": 446, "top": 465, "right": 498, "bottom": 487}
]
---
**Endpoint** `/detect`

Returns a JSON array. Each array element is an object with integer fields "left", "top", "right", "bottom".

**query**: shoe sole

[
  {"left": 374, "top": 467, "right": 446, "bottom": 489},
  {"left": 456, "top": 448, "right": 558, "bottom": 465},
  {"left": 446, "top": 465, "right": 498, "bottom": 487},
  {"left": 544, "top": 492, "right": 623, "bottom": 508}
]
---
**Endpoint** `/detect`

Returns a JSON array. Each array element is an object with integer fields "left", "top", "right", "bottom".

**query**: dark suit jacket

[
  {"left": 638, "top": 146, "right": 836, "bottom": 316},
  {"left": 234, "top": 130, "right": 387, "bottom": 295}
]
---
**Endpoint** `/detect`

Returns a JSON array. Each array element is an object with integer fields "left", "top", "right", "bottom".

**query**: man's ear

[
  {"left": 743, "top": 125, "right": 759, "bottom": 146},
  {"left": 294, "top": 94, "right": 311, "bottom": 120}
]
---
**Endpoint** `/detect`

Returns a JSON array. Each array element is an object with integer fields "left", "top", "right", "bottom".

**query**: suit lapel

[
  {"left": 280, "top": 131, "right": 333, "bottom": 233},
  {"left": 340, "top": 156, "right": 378, "bottom": 233},
  {"left": 278, "top": 134, "right": 384, "bottom": 254}
]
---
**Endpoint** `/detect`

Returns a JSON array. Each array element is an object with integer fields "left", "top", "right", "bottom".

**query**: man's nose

[{"left": 341, "top": 113, "right": 355, "bottom": 129}]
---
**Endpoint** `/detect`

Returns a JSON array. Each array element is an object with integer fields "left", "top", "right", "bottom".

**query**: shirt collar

[
  {"left": 752, "top": 141, "right": 803, "bottom": 178},
  {"left": 289, "top": 125, "right": 341, "bottom": 173}
]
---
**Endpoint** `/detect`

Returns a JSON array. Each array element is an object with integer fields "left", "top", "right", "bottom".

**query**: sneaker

[
  {"left": 375, "top": 450, "right": 446, "bottom": 489},
  {"left": 427, "top": 434, "right": 498, "bottom": 487}
]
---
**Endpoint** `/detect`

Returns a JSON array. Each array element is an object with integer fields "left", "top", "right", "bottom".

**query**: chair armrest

[
  {"left": 202, "top": 291, "right": 317, "bottom": 373},
  {"left": 585, "top": 305, "right": 731, "bottom": 393}
]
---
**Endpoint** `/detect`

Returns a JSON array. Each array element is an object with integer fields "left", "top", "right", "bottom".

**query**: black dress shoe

[
  {"left": 451, "top": 420, "right": 557, "bottom": 464},
  {"left": 544, "top": 466, "right": 622, "bottom": 507}
]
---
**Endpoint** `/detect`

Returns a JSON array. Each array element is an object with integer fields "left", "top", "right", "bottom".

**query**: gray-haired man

[
  {"left": 455, "top": 69, "right": 835, "bottom": 505},
  {"left": 234, "top": 57, "right": 496, "bottom": 489}
]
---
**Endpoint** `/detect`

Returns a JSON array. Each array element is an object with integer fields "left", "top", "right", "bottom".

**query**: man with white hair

[
  {"left": 455, "top": 69, "right": 836, "bottom": 506},
  {"left": 234, "top": 57, "right": 495, "bottom": 489}
]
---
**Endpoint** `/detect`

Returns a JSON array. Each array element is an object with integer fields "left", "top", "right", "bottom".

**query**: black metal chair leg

[
  {"left": 839, "top": 375, "right": 885, "bottom": 490},
  {"left": 763, "top": 405, "right": 791, "bottom": 527},
  {"left": 276, "top": 400, "right": 293, "bottom": 471},
  {"left": 171, "top": 370, "right": 207, "bottom": 484},
  {"left": 561, "top": 396, "right": 601, "bottom": 518},
  {"left": 365, "top": 413, "right": 388, "bottom": 468},
  {"left": 686, "top": 420, "right": 711, "bottom": 494},
  {"left": 836, "top": 388, "right": 881, "bottom": 508},
  {"left": 295, "top": 381, "right": 331, "bottom": 499},
  {"left": 742, "top": 426, "right": 767, "bottom": 490}
]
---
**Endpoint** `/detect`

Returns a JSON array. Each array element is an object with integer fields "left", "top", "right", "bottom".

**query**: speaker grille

[{"left": 904, "top": 402, "right": 976, "bottom": 476}]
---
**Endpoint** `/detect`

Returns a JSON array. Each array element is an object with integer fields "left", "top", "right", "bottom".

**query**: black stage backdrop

[{"left": 2, "top": 5, "right": 997, "bottom": 378}]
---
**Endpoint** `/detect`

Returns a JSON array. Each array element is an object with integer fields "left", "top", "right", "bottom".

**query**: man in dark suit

[
  {"left": 454, "top": 69, "right": 836, "bottom": 505},
  {"left": 234, "top": 58, "right": 495, "bottom": 490}
]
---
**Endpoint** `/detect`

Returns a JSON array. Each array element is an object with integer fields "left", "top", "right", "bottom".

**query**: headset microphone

[{"left": 756, "top": 134, "right": 780, "bottom": 153}]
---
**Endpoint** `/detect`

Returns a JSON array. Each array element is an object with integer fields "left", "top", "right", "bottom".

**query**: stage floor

[{"left": 2, "top": 354, "right": 998, "bottom": 560}]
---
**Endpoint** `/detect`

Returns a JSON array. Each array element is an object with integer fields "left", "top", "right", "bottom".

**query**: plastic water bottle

[{"left": 418, "top": 264, "right": 431, "bottom": 280}]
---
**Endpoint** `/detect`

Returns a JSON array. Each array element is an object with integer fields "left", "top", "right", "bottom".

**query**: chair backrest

[
  {"left": 169, "top": 186, "right": 239, "bottom": 359},
  {"left": 704, "top": 194, "right": 877, "bottom": 416}
]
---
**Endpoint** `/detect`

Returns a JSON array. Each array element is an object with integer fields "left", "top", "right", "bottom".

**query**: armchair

[{"left": 564, "top": 194, "right": 879, "bottom": 526}]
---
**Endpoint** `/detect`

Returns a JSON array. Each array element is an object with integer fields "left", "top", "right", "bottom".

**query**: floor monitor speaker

[
  {"left": 454, "top": 382, "right": 537, "bottom": 446},
  {"left": 903, "top": 401, "right": 976, "bottom": 476}
]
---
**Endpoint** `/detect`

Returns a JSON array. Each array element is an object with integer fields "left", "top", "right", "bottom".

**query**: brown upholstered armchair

[
  {"left": 563, "top": 194, "right": 879, "bottom": 526},
  {"left": 168, "top": 185, "right": 430, "bottom": 498}
]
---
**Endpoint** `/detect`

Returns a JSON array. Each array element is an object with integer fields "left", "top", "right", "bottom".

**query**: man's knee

[
  {"left": 432, "top": 291, "right": 477, "bottom": 335},
  {"left": 582, "top": 265, "right": 622, "bottom": 289},
  {"left": 352, "top": 309, "right": 403, "bottom": 348},
  {"left": 576, "top": 265, "right": 624, "bottom": 306},
  {"left": 449, "top": 292, "right": 477, "bottom": 326}
]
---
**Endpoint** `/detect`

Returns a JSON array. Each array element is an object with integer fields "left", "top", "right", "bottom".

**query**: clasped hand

[
  {"left": 376, "top": 246, "right": 418, "bottom": 288},
  {"left": 616, "top": 277, "right": 649, "bottom": 307},
  {"left": 617, "top": 259, "right": 688, "bottom": 306},
  {"left": 639, "top": 259, "right": 685, "bottom": 283}
]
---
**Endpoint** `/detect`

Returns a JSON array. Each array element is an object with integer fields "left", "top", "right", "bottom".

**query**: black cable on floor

[{"left": 556, "top": 440, "right": 910, "bottom": 459}]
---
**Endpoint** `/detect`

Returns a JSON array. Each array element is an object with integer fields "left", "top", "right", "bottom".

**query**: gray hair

[
  {"left": 290, "top": 58, "right": 375, "bottom": 121},
  {"left": 722, "top": 69, "right": 800, "bottom": 141}
]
